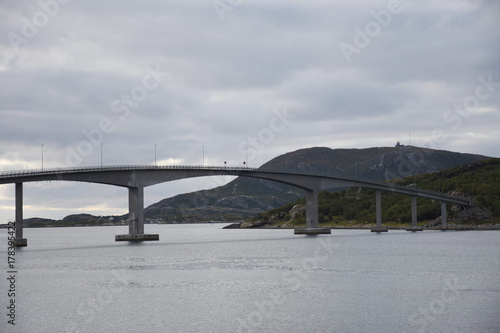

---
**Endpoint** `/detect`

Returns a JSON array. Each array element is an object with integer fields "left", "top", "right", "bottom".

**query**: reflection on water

[{"left": 1, "top": 225, "right": 500, "bottom": 333}]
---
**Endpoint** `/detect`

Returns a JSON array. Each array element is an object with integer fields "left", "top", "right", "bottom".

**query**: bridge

[{"left": 0, "top": 165, "right": 471, "bottom": 246}]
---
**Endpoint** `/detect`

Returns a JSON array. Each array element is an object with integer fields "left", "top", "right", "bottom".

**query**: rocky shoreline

[
  {"left": 223, "top": 222, "right": 500, "bottom": 231},
  {"left": 224, "top": 200, "right": 499, "bottom": 231}
]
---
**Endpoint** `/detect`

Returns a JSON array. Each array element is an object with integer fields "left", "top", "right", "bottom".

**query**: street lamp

[
  {"left": 100, "top": 142, "right": 103, "bottom": 167},
  {"left": 202, "top": 146, "right": 205, "bottom": 166},
  {"left": 41, "top": 144, "right": 44, "bottom": 171},
  {"left": 155, "top": 143, "right": 157, "bottom": 166}
]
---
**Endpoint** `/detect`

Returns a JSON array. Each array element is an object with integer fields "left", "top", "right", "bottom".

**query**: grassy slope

[{"left": 247, "top": 158, "right": 500, "bottom": 227}]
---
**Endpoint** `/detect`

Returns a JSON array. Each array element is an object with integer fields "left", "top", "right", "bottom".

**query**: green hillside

[{"left": 245, "top": 158, "right": 500, "bottom": 228}]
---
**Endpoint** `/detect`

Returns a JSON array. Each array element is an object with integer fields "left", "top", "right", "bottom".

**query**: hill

[
  {"left": 143, "top": 146, "right": 489, "bottom": 222},
  {"left": 242, "top": 158, "right": 500, "bottom": 229},
  {"left": 19, "top": 214, "right": 123, "bottom": 228}
]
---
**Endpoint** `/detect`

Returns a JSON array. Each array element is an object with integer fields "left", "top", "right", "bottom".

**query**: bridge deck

[{"left": 0, "top": 165, "right": 471, "bottom": 206}]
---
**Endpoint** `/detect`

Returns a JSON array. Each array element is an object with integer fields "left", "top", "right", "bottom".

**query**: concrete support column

[
  {"left": 406, "top": 196, "right": 423, "bottom": 232},
  {"left": 376, "top": 190, "right": 382, "bottom": 227},
  {"left": 371, "top": 190, "right": 387, "bottom": 232},
  {"left": 441, "top": 202, "right": 447, "bottom": 229},
  {"left": 411, "top": 196, "right": 417, "bottom": 226},
  {"left": 15, "top": 183, "right": 27, "bottom": 247},
  {"left": 128, "top": 186, "right": 144, "bottom": 235},
  {"left": 305, "top": 189, "right": 319, "bottom": 229},
  {"left": 116, "top": 186, "right": 159, "bottom": 242},
  {"left": 294, "top": 189, "right": 330, "bottom": 235}
]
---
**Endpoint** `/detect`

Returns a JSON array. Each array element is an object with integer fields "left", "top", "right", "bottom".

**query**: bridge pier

[
  {"left": 305, "top": 189, "right": 319, "bottom": 229},
  {"left": 15, "top": 183, "right": 27, "bottom": 247},
  {"left": 406, "top": 196, "right": 423, "bottom": 232},
  {"left": 294, "top": 189, "right": 330, "bottom": 235},
  {"left": 128, "top": 186, "right": 144, "bottom": 235},
  {"left": 115, "top": 186, "right": 159, "bottom": 242},
  {"left": 371, "top": 190, "right": 388, "bottom": 232},
  {"left": 439, "top": 202, "right": 448, "bottom": 230}
]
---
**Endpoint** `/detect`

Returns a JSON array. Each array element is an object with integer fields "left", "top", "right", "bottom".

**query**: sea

[{"left": 1, "top": 224, "right": 500, "bottom": 333}]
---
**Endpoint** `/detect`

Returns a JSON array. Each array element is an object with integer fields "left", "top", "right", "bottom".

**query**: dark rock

[{"left": 222, "top": 223, "right": 242, "bottom": 229}]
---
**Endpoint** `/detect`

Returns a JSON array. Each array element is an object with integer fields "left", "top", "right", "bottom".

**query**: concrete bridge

[{"left": 0, "top": 165, "right": 471, "bottom": 246}]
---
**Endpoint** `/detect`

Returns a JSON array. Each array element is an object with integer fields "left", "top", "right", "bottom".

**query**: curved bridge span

[{"left": 1, "top": 165, "right": 470, "bottom": 246}]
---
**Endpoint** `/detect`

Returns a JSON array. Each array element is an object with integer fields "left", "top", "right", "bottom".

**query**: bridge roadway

[{"left": 0, "top": 165, "right": 471, "bottom": 246}]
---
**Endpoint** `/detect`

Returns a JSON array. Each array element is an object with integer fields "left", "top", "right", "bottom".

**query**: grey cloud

[{"left": 0, "top": 0, "right": 498, "bottom": 222}]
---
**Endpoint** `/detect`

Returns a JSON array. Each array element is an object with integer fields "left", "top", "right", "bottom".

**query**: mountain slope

[{"left": 144, "top": 146, "right": 489, "bottom": 222}]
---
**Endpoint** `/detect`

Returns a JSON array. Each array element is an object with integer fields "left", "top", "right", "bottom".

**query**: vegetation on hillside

[{"left": 247, "top": 158, "right": 500, "bottom": 227}]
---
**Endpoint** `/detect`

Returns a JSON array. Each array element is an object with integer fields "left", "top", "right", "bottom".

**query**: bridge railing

[
  {"left": 0, "top": 164, "right": 260, "bottom": 177},
  {"left": 0, "top": 164, "right": 467, "bottom": 202}
]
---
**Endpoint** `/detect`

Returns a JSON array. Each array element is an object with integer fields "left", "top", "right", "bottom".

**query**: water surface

[{"left": 1, "top": 225, "right": 499, "bottom": 332}]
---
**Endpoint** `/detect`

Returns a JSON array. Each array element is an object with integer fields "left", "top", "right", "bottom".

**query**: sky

[{"left": 0, "top": 0, "right": 499, "bottom": 223}]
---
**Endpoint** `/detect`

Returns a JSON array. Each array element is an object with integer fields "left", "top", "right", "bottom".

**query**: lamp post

[
  {"left": 41, "top": 144, "right": 44, "bottom": 171},
  {"left": 155, "top": 143, "right": 157, "bottom": 166},
  {"left": 202, "top": 146, "right": 205, "bottom": 166},
  {"left": 100, "top": 142, "right": 103, "bottom": 167}
]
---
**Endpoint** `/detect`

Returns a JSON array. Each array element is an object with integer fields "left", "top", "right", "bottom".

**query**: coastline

[
  {"left": 223, "top": 222, "right": 500, "bottom": 231},
  {"left": 2, "top": 221, "right": 499, "bottom": 231}
]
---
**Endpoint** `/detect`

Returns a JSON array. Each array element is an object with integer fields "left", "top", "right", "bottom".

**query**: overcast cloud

[{"left": 0, "top": 0, "right": 499, "bottom": 223}]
